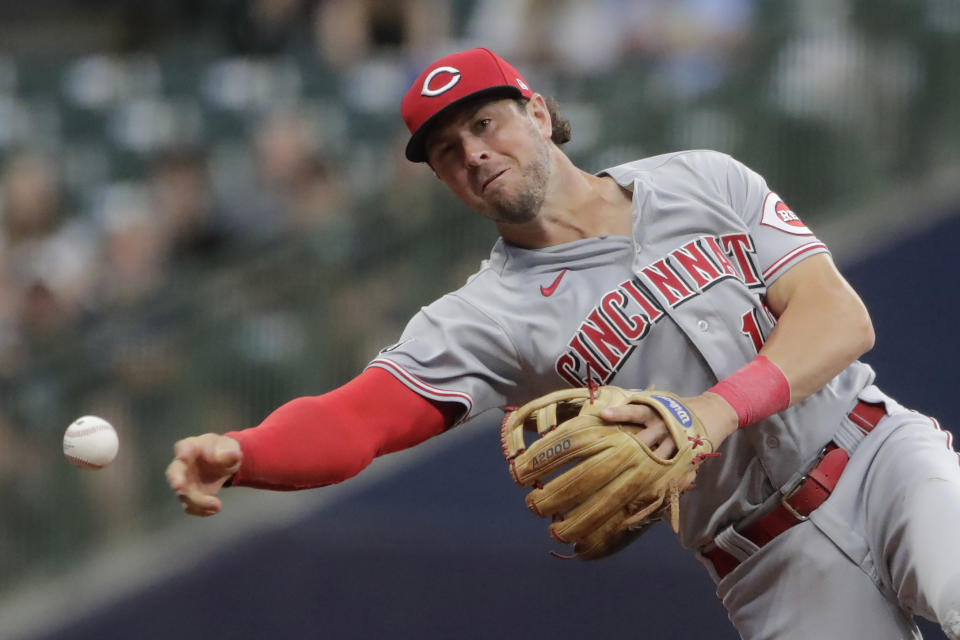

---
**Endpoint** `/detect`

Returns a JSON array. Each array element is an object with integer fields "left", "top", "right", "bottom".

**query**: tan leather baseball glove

[{"left": 500, "top": 385, "right": 715, "bottom": 560}]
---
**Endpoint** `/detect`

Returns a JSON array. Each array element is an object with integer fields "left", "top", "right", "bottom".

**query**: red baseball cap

[{"left": 401, "top": 48, "right": 533, "bottom": 162}]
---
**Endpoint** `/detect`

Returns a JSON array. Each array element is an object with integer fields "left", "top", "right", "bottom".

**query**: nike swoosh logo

[{"left": 540, "top": 269, "right": 569, "bottom": 297}]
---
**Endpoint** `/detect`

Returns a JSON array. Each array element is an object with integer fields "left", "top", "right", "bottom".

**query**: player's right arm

[
  {"left": 167, "top": 283, "right": 520, "bottom": 516},
  {"left": 165, "top": 367, "right": 461, "bottom": 516}
]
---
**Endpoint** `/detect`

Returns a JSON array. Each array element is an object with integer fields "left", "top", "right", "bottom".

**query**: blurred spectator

[
  {"left": 465, "top": 0, "right": 752, "bottom": 80},
  {"left": 462, "top": 0, "right": 538, "bottom": 61},
  {"left": 220, "top": 0, "right": 316, "bottom": 55},
  {"left": 202, "top": 57, "right": 304, "bottom": 112},
  {"left": 314, "top": 0, "right": 452, "bottom": 67},
  {"left": 620, "top": 0, "right": 754, "bottom": 97},
  {"left": 0, "top": 151, "right": 99, "bottom": 357},
  {"left": 18, "top": 282, "right": 67, "bottom": 344},
  {"left": 63, "top": 54, "right": 162, "bottom": 110},
  {"left": 465, "top": 0, "right": 630, "bottom": 71},
  {"left": 147, "top": 147, "right": 231, "bottom": 263},
  {"left": 94, "top": 182, "right": 170, "bottom": 309},
  {"left": 14, "top": 221, "right": 100, "bottom": 337},
  {"left": 769, "top": 23, "right": 919, "bottom": 134},
  {"left": 622, "top": 0, "right": 754, "bottom": 58},
  {"left": 377, "top": 129, "right": 435, "bottom": 227},
  {"left": 255, "top": 108, "right": 318, "bottom": 191},
  {"left": 0, "top": 151, "right": 61, "bottom": 248},
  {"left": 287, "top": 155, "right": 350, "bottom": 234},
  {"left": 219, "top": 107, "right": 335, "bottom": 241}
]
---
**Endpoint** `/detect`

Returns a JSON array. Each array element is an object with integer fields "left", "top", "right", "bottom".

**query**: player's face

[{"left": 425, "top": 98, "right": 552, "bottom": 224}]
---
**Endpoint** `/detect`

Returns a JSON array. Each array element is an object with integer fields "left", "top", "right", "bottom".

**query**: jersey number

[{"left": 740, "top": 309, "right": 765, "bottom": 353}]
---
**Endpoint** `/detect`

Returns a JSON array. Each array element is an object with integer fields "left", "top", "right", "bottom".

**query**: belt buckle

[
  {"left": 779, "top": 444, "right": 830, "bottom": 522},
  {"left": 780, "top": 476, "right": 810, "bottom": 522}
]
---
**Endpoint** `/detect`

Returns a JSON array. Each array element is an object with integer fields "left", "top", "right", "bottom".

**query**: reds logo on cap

[
  {"left": 401, "top": 48, "right": 534, "bottom": 162},
  {"left": 421, "top": 66, "right": 461, "bottom": 97}
]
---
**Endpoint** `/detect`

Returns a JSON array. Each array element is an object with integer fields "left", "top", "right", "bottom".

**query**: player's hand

[
  {"left": 165, "top": 434, "right": 243, "bottom": 517},
  {"left": 686, "top": 392, "right": 739, "bottom": 447},
  {"left": 600, "top": 402, "right": 676, "bottom": 458},
  {"left": 599, "top": 392, "right": 738, "bottom": 456}
]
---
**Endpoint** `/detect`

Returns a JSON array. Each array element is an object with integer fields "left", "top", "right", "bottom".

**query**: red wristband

[{"left": 708, "top": 355, "right": 791, "bottom": 429}]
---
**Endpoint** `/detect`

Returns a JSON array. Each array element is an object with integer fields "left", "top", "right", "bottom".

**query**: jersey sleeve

[
  {"left": 366, "top": 292, "right": 522, "bottom": 424},
  {"left": 716, "top": 153, "right": 828, "bottom": 286}
]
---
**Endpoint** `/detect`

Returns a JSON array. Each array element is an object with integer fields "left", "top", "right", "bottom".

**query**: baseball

[{"left": 63, "top": 416, "right": 119, "bottom": 469}]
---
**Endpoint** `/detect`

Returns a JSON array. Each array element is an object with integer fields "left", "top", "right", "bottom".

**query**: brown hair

[
  {"left": 543, "top": 96, "right": 571, "bottom": 146},
  {"left": 517, "top": 96, "right": 571, "bottom": 146}
]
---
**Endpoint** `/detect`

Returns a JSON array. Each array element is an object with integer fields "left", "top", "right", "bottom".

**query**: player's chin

[{"left": 488, "top": 203, "right": 539, "bottom": 226}]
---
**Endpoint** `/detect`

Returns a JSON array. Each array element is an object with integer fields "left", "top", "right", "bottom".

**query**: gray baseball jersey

[
  {"left": 367, "top": 149, "right": 960, "bottom": 637},
  {"left": 369, "top": 149, "right": 869, "bottom": 546}
]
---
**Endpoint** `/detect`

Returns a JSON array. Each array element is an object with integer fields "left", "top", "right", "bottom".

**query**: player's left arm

[
  {"left": 759, "top": 252, "right": 875, "bottom": 401},
  {"left": 603, "top": 154, "right": 875, "bottom": 450},
  {"left": 688, "top": 252, "right": 874, "bottom": 448},
  {"left": 603, "top": 254, "right": 875, "bottom": 452}
]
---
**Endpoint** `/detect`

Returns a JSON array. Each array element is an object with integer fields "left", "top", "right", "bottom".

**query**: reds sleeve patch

[{"left": 760, "top": 192, "right": 813, "bottom": 236}]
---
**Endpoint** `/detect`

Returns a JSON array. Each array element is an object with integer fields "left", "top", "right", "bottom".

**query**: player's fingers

[
  {"left": 173, "top": 436, "right": 201, "bottom": 461},
  {"left": 213, "top": 437, "right": 243, "bottom": 469},
  {"left": 198, "top": 441, "right": 218, "bottom": 469},
  {"left": 623, "top": 424, "right": 664, "bottom": 450},
  {"left": 187, "top": 436, "right": 241, "bottom": 475},
  {"left": 182, "top": 498, "right": 221, "bottom": 517},
  {"left": 175, "top": 433, "right": 228, "bottom": 464},
  {"left": 653, "top": 437, "right": 677, "bottom": 459},
  {"left": 620, "top": 419, "right": 668, "bottom": 449},
  {"left": 165, "top": 459, "right": 187, "bottom": 490},
  {"left": 195, "top": 495, "right": 223, "bottom": 517},
  {"left": 179, "top": 486, "right": 220, "bottom": 512},
  {"left": 600, "top": 405, "right": 656, "bottom": 426}
]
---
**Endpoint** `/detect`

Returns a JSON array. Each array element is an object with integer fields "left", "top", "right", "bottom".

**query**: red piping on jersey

[
  {"left": 926, "top": 414, "right": 960, "bottom": 466},
  {"left": 369, "top": 358, "right": 474, "bottom": 418},
  {"left": 762, "top": 242, "right": 827, "bottom": 281}
]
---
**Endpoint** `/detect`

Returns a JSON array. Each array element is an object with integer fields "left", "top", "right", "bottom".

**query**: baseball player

[{"left": 166, "top": 48, "right": 960, "bottom": 639}]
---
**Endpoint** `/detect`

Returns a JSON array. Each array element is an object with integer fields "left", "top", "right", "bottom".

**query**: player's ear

[{"left": 526, "top": 94, "right": 552, "bottom": 140}]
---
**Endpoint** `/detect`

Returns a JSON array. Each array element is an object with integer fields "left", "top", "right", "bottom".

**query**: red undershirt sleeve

[{"left": 224, "top": 367, "right": 463, "bottom": 490}]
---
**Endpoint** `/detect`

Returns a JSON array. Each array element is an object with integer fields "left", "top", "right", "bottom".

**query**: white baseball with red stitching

[{"left": 63, "top": 416, "right": 119, "bottom": 469}]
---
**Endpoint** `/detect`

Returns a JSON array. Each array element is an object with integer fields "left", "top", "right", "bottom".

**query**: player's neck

[{"left": 498, "top": 155, "right": 632, "bottom": 249}]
